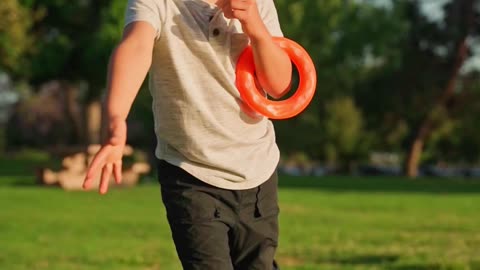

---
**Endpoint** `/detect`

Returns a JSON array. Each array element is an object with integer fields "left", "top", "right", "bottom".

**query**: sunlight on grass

[{"left": 1, "top": 176, "right": 480, "bottom": 269}]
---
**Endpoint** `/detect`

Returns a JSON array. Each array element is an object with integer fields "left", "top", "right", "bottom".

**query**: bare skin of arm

[
  {"left": 83, "top": 22, "right": 156, "bottom": 194},
  {"left": 220, "top": 0, "right": 292, "bottom": 98}
]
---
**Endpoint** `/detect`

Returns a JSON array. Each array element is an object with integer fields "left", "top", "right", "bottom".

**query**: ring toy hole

[{"left": 235, "top": 37, "right": 317, "bottom": 119}]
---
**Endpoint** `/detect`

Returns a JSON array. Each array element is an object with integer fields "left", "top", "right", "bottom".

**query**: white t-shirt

[{"left": 125, "top": 0, "right": 283, "bottom": 189}]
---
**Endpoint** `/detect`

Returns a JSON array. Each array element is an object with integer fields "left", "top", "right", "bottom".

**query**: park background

[{"left": 1, "top": 0, "right": 480, "bottom": 269}]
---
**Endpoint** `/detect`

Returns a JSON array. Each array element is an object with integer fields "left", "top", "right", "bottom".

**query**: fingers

[
  {"left": 221, "top": 1, "right": 233, "bottom": 19},
  {"left": 221, "top": 0, "right": 256, "bottom": 21},
  {"left": 113, "top": 161, "right": 123, "bottom": 185},
  {"left": 230, "top": 0, "right": 249, "bottom": 10},
  {"left": 99, "top": 163, "right": 113, "bottom": 195},
  {"left": 83, "top": 145, "right": 111, "bottom": 190}
]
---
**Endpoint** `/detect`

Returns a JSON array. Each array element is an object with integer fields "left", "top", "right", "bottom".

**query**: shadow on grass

[
  {"left": 386, "top": 263, "right": 442, "bottom": 270},
  {"left": 278, "top": 175, "right": 480, "bottom": 194},
  {"left": 324, "top": 254, "right": 399, "bottom": 265},
  {"left": 386, "top": 263, "right": 457, "bottom": 270},
  {"left": 323, "top": 254, "right": 472, "bottom": 270}
]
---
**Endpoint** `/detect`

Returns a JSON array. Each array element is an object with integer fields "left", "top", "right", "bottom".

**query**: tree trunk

[
  {"left": 405, "top": 120, "right": 433, "bottom": 177},
  {"left": 405, "top": 35, "right": 471, "bottom": 178}
]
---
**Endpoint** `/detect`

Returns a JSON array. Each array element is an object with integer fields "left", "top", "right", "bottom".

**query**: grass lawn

[{"left": 1, "top": 155, "right": 480, "bottom": 269}]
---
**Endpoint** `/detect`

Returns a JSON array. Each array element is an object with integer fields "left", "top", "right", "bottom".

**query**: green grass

[{"left": 1, "top": 175, "right": 480, "bottom": 270}]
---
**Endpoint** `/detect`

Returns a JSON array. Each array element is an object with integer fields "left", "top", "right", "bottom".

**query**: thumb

[
  {"left": 219, "top": 1, "right": 232, "bottom": 16},
  {"left": 217, "top": 0, "right": 229, "bottom": 9}
]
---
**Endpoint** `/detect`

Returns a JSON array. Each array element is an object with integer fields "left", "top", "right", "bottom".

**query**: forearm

[
  {"left": 224, "top": 0, "right": 291, "bottom": 98},
  {"left": 250, "top": 33, "right": 292, "bottom": 99},
  {"left": 105, "top": 41, "right": 152, "bottom": 121}
]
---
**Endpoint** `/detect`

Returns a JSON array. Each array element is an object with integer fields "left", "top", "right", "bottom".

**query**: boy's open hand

[
  {"left": 220, "top": 0, "right": 268, "bottom": 39},
  {"left": 83, "top": 117, "right": 127, "bottom": 195}
]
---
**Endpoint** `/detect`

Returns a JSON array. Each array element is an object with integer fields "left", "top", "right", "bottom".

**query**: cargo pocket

[
  {"left": 161, "top": 185, "right": 218, "bottom": 225},
  {"left": 254, "top": 173, "right": 280, "bottom": 219},
  {"left": 157, "top": 160, "right": 220, "bottom": 224},
  {"left": 251, "top": 173, "right": 280, "bottom": 250}
]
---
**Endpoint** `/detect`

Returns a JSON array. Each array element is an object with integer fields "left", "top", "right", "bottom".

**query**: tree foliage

[
  {"left": 22, "top": 0, "right": 124, "bottom": 92},
  {"left": 0, "top": 0, "right": 33, "bottom": 75},
  {"left": 274, "top": 0, "right": 408, "bottom": 163},
  {"left": 3, "top": 0, "right": 480, "bottom": 171}
]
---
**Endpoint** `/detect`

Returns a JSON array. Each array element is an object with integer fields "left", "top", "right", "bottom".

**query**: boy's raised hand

[
  {"left": 83, "top": 117, "right": 127, "bottom": 195},
  {"left": 220, "top": 0, "right": 268, "bottom": 39}
]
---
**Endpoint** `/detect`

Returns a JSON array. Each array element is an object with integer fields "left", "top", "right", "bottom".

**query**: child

[{"left": 83, "top": 0, "right": 292, "bottom": 269}]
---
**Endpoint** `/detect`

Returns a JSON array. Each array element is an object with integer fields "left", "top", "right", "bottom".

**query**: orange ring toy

[{"left": 235, "top": 37, "right": 317, "bottom": 119}]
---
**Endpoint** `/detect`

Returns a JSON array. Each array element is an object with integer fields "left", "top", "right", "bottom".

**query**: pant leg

[
  {"left": 157, "top": 160, "right": 235, "bottom": 270},
  {"left": 230, "top": 173, "right": 280, "bottom": 270}
]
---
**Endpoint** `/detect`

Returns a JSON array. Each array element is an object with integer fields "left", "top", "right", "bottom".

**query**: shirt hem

[{"left": 156, "top": 151, "right": 280, "bottom": 190}]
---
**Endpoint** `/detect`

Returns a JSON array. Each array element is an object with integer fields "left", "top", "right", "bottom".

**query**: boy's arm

[
  {"left": 83, "top": 21, "right": 156, "bottom": 194},
  {"left": 223, "top": 0, "right": 292, "bottom": 99},
  {"left": 106, "top": 21, "right": 156, "bottom": 121},
  {"left": 249, "top": 30, "right": 291, "bottom": 99}
]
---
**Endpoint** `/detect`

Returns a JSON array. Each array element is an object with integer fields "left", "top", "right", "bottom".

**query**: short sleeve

[
  {"left": 258, "top": 0, "right": 283, "bottom": 37},
  {"left": 124, "top": 0, "right": 163, "bottom": 39}
]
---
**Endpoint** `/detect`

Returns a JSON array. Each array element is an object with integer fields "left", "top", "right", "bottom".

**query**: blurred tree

[
  {"left": 357, "top": 0, "right": 478, "bottom": 177},
  {"left": 323, "top": 97, "right": 368, "bottom": 171},
  {"left": 425, "top": 72, "right": 480, "bottom": 165},
  {"left": 403, "top": 0, "right": 478, "bottom": 177},
  {"left": 5, "top": 0, "right": 478, "bottom": 171},
  {"left": 0, "top": 0, "right": 33, "bottom": 76},
  {"left": 274, "top": 0, "right": 408, "bottom": 164},
  {"left": 14, "top": 0, "right": 126, "bottom": 145}
]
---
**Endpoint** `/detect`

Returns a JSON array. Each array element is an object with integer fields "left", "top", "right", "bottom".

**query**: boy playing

[{"left": 83, "top": 0, "right": 292, "bottom": 269}]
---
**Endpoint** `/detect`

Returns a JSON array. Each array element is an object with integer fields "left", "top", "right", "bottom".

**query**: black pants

[{"left": 157, "top": 160, "right": 279, "bottom": 270}]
